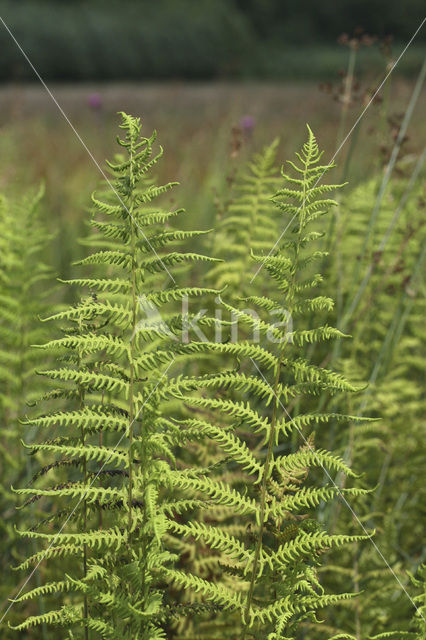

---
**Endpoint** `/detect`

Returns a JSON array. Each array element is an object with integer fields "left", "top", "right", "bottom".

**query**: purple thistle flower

[
  {"left": 87, "top": 92, "right": 102, "bottom": 110},
  {"left": 240, "top": 115, "right": 255, "bottom": 133}
]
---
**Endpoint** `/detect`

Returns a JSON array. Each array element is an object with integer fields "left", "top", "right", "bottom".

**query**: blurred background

[
  {"left": 0, "top": 0, "right": 424, "bottom": 275},
  {"left": 1, "top": 0, "right": 425, "bottom": 81}
]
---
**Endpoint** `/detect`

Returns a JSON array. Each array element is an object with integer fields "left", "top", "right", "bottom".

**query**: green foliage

[
  {"left": 0, "top": 0, "right": 252, "bottom": 81},
  {"left": 207, "top": 138, "right": 281, "bottom": 296},
  {"left": 0, "top": 186, "right": 53, "bottom": 420},
  {"left": 157, "top": 127, "right": 372, "bottom": 639},
  {"left": 0, "top": 111, "right": 423, "bottom": 640},
  {"left": 10, "top": 113, "right": 222, "bottom": 639},
  {"left": 369, "top": 564, "right": 426, "bottom": 639},
  {"left": 1, "top": 1, "right": 425, "bottom": 81},
  {"left": 0, "top": 188, "right": 53, "bottom": 635},
  {"left": 306, "top": 170, "right": 426, "bottom": 638}
]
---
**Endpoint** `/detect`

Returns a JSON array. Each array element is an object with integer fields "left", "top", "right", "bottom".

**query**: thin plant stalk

[{"left": 344, "top": 57, "right": 426, "bottom": 313}]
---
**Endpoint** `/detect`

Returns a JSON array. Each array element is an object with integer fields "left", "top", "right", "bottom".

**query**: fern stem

[
  {"left": 127, "top": 148, "right": 137, "bottom": 540},
  {"left": 242, "top": 343, "right": 286, "bottom": 635},
  {"left": 353, "top": 541, "right": 361, "bottom": 640},
  {"left": 19, "top": 315, "right": 48, "bottom": 640},
  {"left": 98, "top": 391, "right": 104, "bottom": 530},
  {"left": 76, "top": 313, "right": 89, "bottom": 640},
  {"left": 242, "top": 156, "right": 308, "bottom": 634},
  {"left": 127, "top": 295, "right": 136, "bottom": 536},
  {"left": 79, "top": 383, "right": 89, "bottom": 639}
]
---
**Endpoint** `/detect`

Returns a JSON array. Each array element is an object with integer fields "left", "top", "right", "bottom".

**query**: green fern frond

[{"left": 14, "top": 113, "right": 222, "bottom": 639}]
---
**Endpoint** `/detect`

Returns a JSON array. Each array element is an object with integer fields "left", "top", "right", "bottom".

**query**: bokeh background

[{"left": 0, "top": 0, "right": 425, "bottom": 276}]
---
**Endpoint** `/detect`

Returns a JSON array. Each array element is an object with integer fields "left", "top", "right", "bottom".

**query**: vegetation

[
  {"left": 0, "top": 0, "right": 425, "bottom": 81},
  {"left": 0, "top": 48, "right": 424, "bottom": 639}
]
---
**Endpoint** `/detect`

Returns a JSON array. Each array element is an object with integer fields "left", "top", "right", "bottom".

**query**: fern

[
  {"left": 308, "top": 171, "right": 425, "bottom": 638},
  {"left": 207, "top": 138, "right": 281, "bottom": 296},
  {"left": 0, "top": 187, "right": 53, "bottom": 636},
  {"left": 160, "top": 126, "right": 372, "bottom": 639},
  {"left": 0, "top": 186, "right": 53, "bottom": 430},
  {"left": 13, "top": 113, "right": 221, "bottom": 639},
  {"left": 8, "top": 120, "right": 409, "bottom": 640},
  {"left": 368, "top": 564, "right": 426, "bottom": 640}
]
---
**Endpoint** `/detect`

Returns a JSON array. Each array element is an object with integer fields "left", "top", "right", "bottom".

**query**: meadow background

[
  {"left": 0, "top": 0, "right": 426, "bottom": 282},
  {"left": 0, "top": 77, "right": 424, "bottom": 285},
  {"left": 0, "top": 0, "right": 424, "bottom": 282},
  {"left": 0, "top": 0, "right": 425, "bottom": 638}
]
